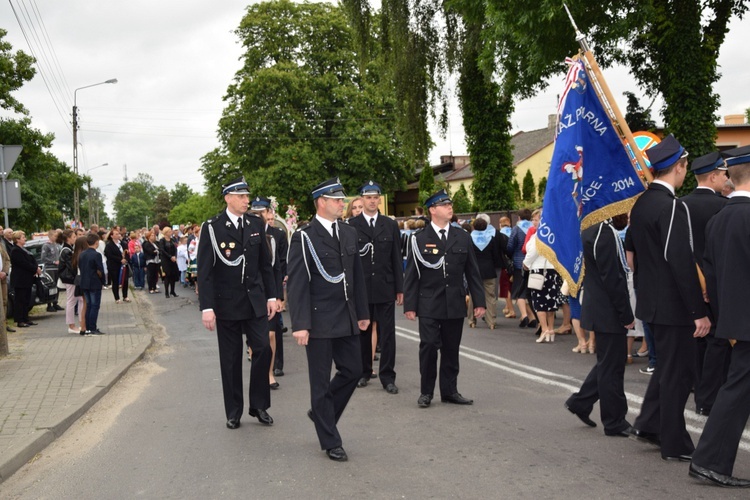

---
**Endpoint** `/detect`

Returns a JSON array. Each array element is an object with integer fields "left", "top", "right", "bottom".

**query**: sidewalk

[{"left": 0, "top": 288, "right": 153, "bottom": 483}]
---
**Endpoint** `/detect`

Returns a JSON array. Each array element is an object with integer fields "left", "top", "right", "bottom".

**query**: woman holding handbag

[{"left": 523, "top": 219, "right": 564, "bottom": 343}]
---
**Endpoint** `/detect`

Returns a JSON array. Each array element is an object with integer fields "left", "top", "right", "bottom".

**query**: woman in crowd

[
  {"left": 497, "top": 217, "right": 514, "bottom": 318},
  {"left": 507, "top": 209, "right": 535, "bottom": 328},
  {"left": 187, "top": 224, "right": 200, "bottom": 294},
  {"left": 142, "top": 230, "right": 160, "bottom": 294},
  {"left": 468, "top": 215, "right": 501, "bottom": 329},
  {"left": 177, "top": 236, "right": 189, "bottom": 287},
  {"left": 344, "top": 197, "right": 364, "bottom": 221},
  {"left": 159, "top": 226, "right": 179, "bottom": 298},
  {"left": 523, "top": 213, "right": 564, "bottom": 343},
  {"left": 104, "top": 228, "right": 130, "bottom": 303},
  {"left": 58, "top": 229, "right": 84, "bottom": 334},
  {"left": 10, "top": 231, "right": 41, "bottom": 327}
]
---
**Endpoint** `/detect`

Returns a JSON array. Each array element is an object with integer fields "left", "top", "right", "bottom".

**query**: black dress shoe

[
  {"left": 356, "top": 377, "right": 368, "bottom": 388},
  {"left": 565, "top": 403, "right": 597, "bottom": 427},
  {"left": 662, "top": 454, "right": 692, "bottom": 462},
  {"left": 418, "top": 394, "right": 432, "bottom": 408},
  {"left": 26, "top": 321, "right": 38, "bottom": 326},
  {"left": 270, "top": 382, "right": 279, "bottom": 390},
  {"left": 696, "top": 407, "right": 711, "bottom": 416},
  {"left": 384, "top": 383, "right": 399, "bottom": 394},
  {"left": 527, "top": 319, "right": 538, "bottom": 329},
  {"left": 629, "top": 428, "right": 661, "bottom": 447},
  {"left": 326, "top": 446, "right": 348, "bottom": 462},
  {"left": 171, "top": 292, "right": 179, "bottom": 297},
  {"left": 307, "top": 409, "right": 314, "bottom": 423},
  {"left": 281, "top": 326, "right": 288, "bottom": 333},
  {"left": 17, "top": 323, "right": 30, "bottom": 328},
  {"left": 248, "top": 408, "right": 273, "bottom": 425},
  {"left": 53, "top": 304, "right": 64, "bottom": 311},
  {"left": 226, "top": 419, "right": 241, "bottom": 429},
  {"left": 689, "top": 463, "right": 750, "bottom": 488},
  {"left": 441, "top": 393, "right": 473, "bottom": 405},
  {"left": 605, "top": 425, "right": 634, "bottom": 437},
  {"left": 274, "top": 368, "right": 284, "bottom": 377},
  {"left": 519, "top": 317, "right": 530, "bottom": 328}
]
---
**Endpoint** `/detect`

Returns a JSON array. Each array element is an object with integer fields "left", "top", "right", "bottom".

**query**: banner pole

[{"left": 563, "top": 4, "right": 653, "bottom": 185}]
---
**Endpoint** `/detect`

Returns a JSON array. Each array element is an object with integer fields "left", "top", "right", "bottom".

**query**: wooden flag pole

[{"left": 564, "top": 4, "right": 653, "bottom": 184}]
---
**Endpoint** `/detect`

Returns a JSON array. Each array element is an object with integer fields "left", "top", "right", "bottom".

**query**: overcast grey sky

[{"left": 2, "top": 1, "right": 749, "bottom": 218}]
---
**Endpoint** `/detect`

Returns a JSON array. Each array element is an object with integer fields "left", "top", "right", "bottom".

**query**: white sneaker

[
  {"left": 639, "top": 366, "right": 655, "bottom": 375},
  {"left": 67, "top": 327, "right": 79, "bottom": 334}
]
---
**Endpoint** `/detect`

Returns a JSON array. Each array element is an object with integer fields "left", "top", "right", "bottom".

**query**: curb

[{"left": 0, "top": 302, "right": 155, "bottom": 484}]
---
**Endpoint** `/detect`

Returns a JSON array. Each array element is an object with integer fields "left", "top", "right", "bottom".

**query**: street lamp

[
  {"left": 73, "top": 78, "right": 117, "bottom": 225},
  {"left": 86, "top": 162, "right": 108, "bottom": 227}
]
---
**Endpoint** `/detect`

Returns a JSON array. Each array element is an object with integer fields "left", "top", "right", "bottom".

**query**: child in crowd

[{"left": 177, "top": 236, "right": 189, "bottom": 287}]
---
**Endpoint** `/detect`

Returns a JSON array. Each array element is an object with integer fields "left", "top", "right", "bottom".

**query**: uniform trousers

[
  {"left": 306, "top": 335, "right": 361, "bottom": 450},
  {"left": 273, "top": 314, "right": 284, "bottom": 371},
  {"left": 360, "top": 301, "right": 396, "bottom": 386},
  {"left": 565, "top": 331, "right": 629, "bottom": 434},
  {"left": 693, "top": 341, "right": 750, "bottom": 476},
  {"left": 694, "top": 335, "right": 732, "bottom": 411},
  {"left": 216, "top": 315, "right": 271, "bottom": 422},
  {"left": 634, "top": 323, "right": 696, "bottom": 457},
  {"left": 418, "top": 317, "right": 464, "bottom": 397}
]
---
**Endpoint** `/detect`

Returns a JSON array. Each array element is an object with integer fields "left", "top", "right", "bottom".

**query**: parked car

[{"left": 7, "top": 238, "right": 60, "bottom": 318}]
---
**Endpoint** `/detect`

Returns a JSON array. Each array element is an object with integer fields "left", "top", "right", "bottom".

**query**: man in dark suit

[
  {"left": 77, "top": 232, "right": 106, "bottom": 335},
  {"left": 198, "top": 177, "right": 278, "bottom": 430},
  {"left": 262, "top": 203, "right": 289, "bottom": 378},
  {"left": 628, "top": 135, "right": 711, "bottom": 461},
  {"left": 348, "top": 180, "right": 404, "bottom": 394},
  {"left": 404, "top": 189, "right": 486, "bottom": 408},
  {"left": 679, "top": 152, "right": 730, "bottom": 417},
  {"left": 287, "top": 177, "right": 369, "bottom": 462},
  {"left": 689, "top": 145, "right": 750, "bottom": 488},
  {"left": 565, "top": 214, "right": 635, "bottom": 436}
]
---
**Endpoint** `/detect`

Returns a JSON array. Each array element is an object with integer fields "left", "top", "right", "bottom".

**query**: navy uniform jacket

[
  {"left": 680, "top": 187, "right": 727, "bottom": 268},
  {"left": 287, "top": 217, "right": 369, "bottom": 339},
  {"left": 629, "top": 183, "right": 706, "bottom": 325},
  {"left": 268, "top": 225, "right": 288, "bottom": 279},
  {"left": 403, "top": 224, "right": 485, "bottom": 319},
  {"left": 348, "top": 213, "right": 404, "bottom": 304},
  {"left": 704, "top": 196, "right": 750, "bottom": 341},
  {"left": 197, "top": 211, "right": 277, "bottom": 321},
  {"left": 580, "top": 222, "right": 634, "bottom": 334}
]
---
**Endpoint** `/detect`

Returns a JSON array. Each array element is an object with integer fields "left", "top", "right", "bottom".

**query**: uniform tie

[
  {"left": 332, "top": 222, "right": 339, "bottom": 243},
  {"left": 439, "top": 228, "right": 447, "bottom": 246},
  {"left": 369, "top": 218, "right": 375, "bottom": 229},
  {"left": 237, "top": 217, "right": 244, "bottom": 239}
]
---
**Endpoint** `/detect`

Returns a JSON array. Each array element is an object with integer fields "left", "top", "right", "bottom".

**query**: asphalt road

[{"left": 3, "top": 292, "right": 749, "bottom": 499}]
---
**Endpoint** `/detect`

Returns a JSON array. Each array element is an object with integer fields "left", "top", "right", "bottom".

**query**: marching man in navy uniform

[
  {"left": 287, "top": 178, "right": 369, "bottom": 462},
  {"left": 404, "top": 189, "right": 485, "bottom": 408},
  {"left": 690, "top": 145, "right": 750, "bottom": 488},
  {"left": 198, "top": 177, "right": 278, "bottom": 430},
  {"left": 348, "top": 180, "right": 404, "bottom": 394}
]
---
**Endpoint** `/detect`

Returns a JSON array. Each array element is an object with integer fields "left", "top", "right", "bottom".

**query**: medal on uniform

[
  {"left": 229, "top": 242, "right": 235, "bottom": 249},
  {"left": 433, "top": 249, "right": 439, "bottom": 254},
  {"left": 225, "top": 248, "right": 231, "bottom": 257},
  {"left": 225, "top": 221, "right": 231, "bottom": 228},
  {"left": 220, "top": 242, "right": 226, "bottom": 249}
]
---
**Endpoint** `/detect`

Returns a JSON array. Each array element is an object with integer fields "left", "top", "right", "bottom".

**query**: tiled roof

[{"left": 510, "top": 127, "right": 554, "bottom": 165}]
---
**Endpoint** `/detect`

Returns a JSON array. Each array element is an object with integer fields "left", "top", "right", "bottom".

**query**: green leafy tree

[
  {"left": 451, "top": 183, "right": 472, "bottom": 213},
  {"left": 745, "top": 107, "right": 749, "bottom": 124},
  {"left": 169, "top": 194, "right": 225, "bottom": 226},
  {"left": 0, "top": 118, "right": 79, "bottom": 232},
  {"left": 417, "top": 165, "right": 435, "bottom": 207},
  {"left": 170, "top": 182, "right": 195, "bottom": 208},
  {"left": 206, "top": 0, "right": 408, "bottom": 220},
  {"left": 113, "top": 173, "right": 163, "bottom": 228},
  {"left": 522, "top": 170, "right": 535, "bottom": 203},
  {"left": 0, "top": 29, "right": 35, "bottom": 114},
  {"left": 512, "top": 179, "right": 521, "bottom": 203},
  {"left": 153, "top": 190, "right": 171, "bottom": 224},
  {"left": 537, "top": 177, "right": 548, "bottom": 201},
  {"left": 624, "top": 92, "right": 656, "bottom": 132}
]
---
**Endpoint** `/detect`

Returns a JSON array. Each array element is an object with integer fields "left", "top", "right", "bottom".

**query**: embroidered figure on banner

[{"left": 562, "top": 145, "right": 585, "bottom": 219}]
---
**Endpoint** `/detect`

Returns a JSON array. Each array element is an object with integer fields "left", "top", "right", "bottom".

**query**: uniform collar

[
  {"left": 431, "top": 221, "right": 449, "bottom": 237},
  {"left": 651, "top": 179, "right": 675, "bottom": 196}
]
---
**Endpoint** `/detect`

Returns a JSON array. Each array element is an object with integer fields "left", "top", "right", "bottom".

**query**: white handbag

[{"left": 527, "top": 271, "right": 546, "bottom": 291}]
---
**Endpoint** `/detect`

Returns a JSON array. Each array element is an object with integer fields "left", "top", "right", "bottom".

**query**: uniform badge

[
  {"left": 225, "top": 221, "right": 232, "bottom": 228},
  {"left": 250, "top": 232, "right": 259, "bottom": 237},
  {"left": 229, "top": 242, "right": 236, "bottom": 249},
  {"left": 225, "top": 249, "right": 232, "bottom": 258},
  {"left": 220, "top": 242, "right": 226, "bottom": 249},
  {"left": 425, "top": 244, "right": 436, "bottom": 248},
  {"left": 433, "top": 249, "right": 439, "bottom": 254}
]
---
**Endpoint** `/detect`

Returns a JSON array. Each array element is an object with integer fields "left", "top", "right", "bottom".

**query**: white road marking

[{"left": 395, "top": 325, "right": 750, "bottom": 451}]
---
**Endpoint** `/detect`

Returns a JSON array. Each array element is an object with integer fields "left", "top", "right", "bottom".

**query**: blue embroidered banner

[{"left": 536, "top": 58, "right": 645, "bottom": 296}]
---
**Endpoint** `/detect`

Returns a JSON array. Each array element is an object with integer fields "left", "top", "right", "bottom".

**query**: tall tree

[
  {"left": 522, "top": 170, "right": 536, "bottom": 203},
  {"left": 153, "top": 190, "right": 171, "bottom": 224},
  {"left": 113, "top": 173, "right": 163, "bottom": 228},
  {"left": 417, "top": 165, "right": 435, "bottom": 206},
  {"left": 623, "top": 91, "right": 656, "bottom": 132},
  {"left": 451, "top": 183, "right": 473, "bottom": 213},
  {"left": 169, "top": 182, "right": 196, "bottom": 208},
  {"left": 206, "top": 0, "right": 409, "bottom": 219},
  {"left": 0, "top": 29, "right": 35, "bottom": 115}
]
